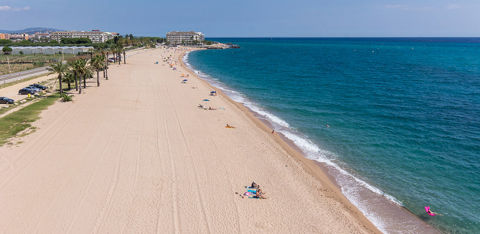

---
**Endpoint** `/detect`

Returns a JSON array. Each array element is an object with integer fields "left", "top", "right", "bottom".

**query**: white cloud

[
  {"left": 0, "top": 5, "right": 30, "bottom": 11},
  {"left": 0, "top": 6, "right": 12, "bottom": 11}
]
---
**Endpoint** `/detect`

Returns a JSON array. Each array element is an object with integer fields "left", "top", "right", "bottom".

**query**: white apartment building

[
  {"left": 166, "top": 31, "right": 205, "bottom": 45},
  {"left": 50, "top": 30, "right": 118, "bottom": 43},
  {"left": 34, "top": 33, "right": 50, "bottom": 41}
]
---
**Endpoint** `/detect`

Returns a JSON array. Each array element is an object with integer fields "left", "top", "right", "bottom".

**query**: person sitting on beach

[{"left": 251, "top": 181, "right": 259, "bottom": 189}]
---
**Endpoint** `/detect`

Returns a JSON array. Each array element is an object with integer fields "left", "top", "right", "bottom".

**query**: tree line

[
  {"left": 47, "top": 43, "right": 128, "bottom": 95},
  {"left": 1, "top": 35, "right": 165, "bottom": 54}
]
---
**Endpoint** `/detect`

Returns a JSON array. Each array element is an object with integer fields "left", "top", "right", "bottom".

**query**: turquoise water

[{"left": 186, "top": 38, "right": 480, "bottom": 233}]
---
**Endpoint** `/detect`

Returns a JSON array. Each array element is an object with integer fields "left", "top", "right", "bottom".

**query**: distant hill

[{"left": 0, "top": 27, "right": 62, "bottom": 34}]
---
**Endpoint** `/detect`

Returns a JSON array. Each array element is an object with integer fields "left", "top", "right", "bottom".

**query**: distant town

[
  {"left": 0, "top": 29, "right": 119, "bottom": 43},
  {"left": 0, "top": 28, "right": 238, "bottom": 76},
  {"left": 0, "top": 29, "right": 237, "bottom": 55}
]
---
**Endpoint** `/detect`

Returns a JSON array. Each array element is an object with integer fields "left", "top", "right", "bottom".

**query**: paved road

[{"left": 0, "top": 67, "right": 49, "bottom": 86}]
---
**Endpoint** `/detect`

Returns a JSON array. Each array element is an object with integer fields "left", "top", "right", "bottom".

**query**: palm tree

[
  {"left": 97, "top": 48, "right": 107, "bottom": 79},
  {"left": 83, "top": 62, "right": 93, "bottom": 88},
  {"left": 67, "top": 60, "right": 77, "bottom": 91},
  {"left": 123, "top": 49, "right": 126, "bottom": 64},
  {"left": 73, "top": 59, "right": 88, "bottom": 94},
  {"left": 48, "top": 61, "right": 68, "bottom": 94},
  {"left": 115, "top": 46, "right": 123, "bottom": 65},
  {"left": 91, "top": 54, "right": 105, "bottom": 87},
  {"left": 63, "top": 71, "right": 74, "bottom": 90},
  {"left": 110, "top": 47, "right": 117, "bottom": 64}
]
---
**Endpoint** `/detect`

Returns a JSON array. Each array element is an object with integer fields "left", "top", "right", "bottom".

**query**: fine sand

[{"left": 0, "top": 47, "right": 380, "bottom": 233}]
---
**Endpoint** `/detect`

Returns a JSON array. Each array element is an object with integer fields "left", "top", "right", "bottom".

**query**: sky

[{"left": 0, "top": 0, "right": 479, "bottom": 37}]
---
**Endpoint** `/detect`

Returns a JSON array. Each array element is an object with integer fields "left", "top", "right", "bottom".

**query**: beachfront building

[
  {"left": 33, "top": 33, "right": 50, "bottom": 42},
  {"left": 51, "top": 30, "right": 118, "bottom": 43},
  {"left": 9, "top": 46, "right": 93, "bottom": 55},
  {"left": 166, "top": 31, "right": 205, "bottom": 45},
  {"left": 8, "top": 34, "right": 29, "bottom": 41}
]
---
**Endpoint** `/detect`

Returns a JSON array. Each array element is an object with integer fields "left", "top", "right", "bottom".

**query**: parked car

[
  {"left": 18, "top": 87, "right": 36, "bottom": 95},
  {"left": 30, "top": 84, "right": 47, "bottom": 90},
  {"left": 26, "top": 85, "right": 41, "bottom": 92},
  {"left": 0, "top": 97, "right": 14, "bottom": 104}
]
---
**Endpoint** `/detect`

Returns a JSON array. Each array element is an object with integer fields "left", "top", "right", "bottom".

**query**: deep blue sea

[{"left": 185, "top": 38, "right": 480, "bottom": 233}]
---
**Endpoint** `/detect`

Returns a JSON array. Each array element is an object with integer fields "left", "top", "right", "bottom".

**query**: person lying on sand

[
  {"left": 208, "top": 107, "right": 217, "bottom": 110},
  {"left": 225, "top": 124, "right": 235, "bottom": 128},
  {"left": 255, "top": 188, "right": 267, "bottom": 199},
  {"left": 198, "top": 104, "right": 204, "bottom": 108}
]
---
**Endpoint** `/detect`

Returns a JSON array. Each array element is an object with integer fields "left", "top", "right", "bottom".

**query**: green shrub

[
  {"left": 60, "top": 93, "right": 72, "bottom": 102},
  {"left": 33, "top": 61, "right": 45, "bottom": 67}
]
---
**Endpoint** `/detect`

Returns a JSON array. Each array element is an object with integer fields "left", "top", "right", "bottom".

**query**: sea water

[{"left": 185, "top": 38, "right": 480, "bottom": 233}]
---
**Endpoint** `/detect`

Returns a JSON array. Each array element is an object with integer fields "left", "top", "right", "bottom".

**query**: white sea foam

[{"left": 183, "top": 52, "right": 402, "bottom": 233}]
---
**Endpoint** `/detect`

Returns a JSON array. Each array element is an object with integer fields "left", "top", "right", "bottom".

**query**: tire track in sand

[
  {"left": 64, "top": 133, "right": 116, "bottom": 233},
  {"left": 150, "top": 74, "right": 180, "bottom": 234},
  {"left": 165, "top": 86, "right": 212, "bottom": 234},
  {"left": 90, "top": 112, "right": 134, "bottom": 233}
]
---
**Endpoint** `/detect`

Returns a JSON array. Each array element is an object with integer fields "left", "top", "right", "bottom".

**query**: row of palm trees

[{"left": 48, "top": 46, "right": 126, "bottom": 95}]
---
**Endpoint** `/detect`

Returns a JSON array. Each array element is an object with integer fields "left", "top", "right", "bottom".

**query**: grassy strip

[
  {"left": 0, "top": 95, "right": 45, "bottom": 116},
  {"left": 0, "top": 104, "right": 17, "bottom": 116},
  {"left": 0, "top": 72, "right": 53, "bottom": 89},
  {"left": 0, "top": 94, "right": 59, "bottom": 146}
]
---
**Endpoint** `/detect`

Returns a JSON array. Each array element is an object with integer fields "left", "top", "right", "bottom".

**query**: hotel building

[
  {"left": 166, "top": 31, "right": 205, "bottom": 45},
  {"left": 51, "top": 30, "right": 118, "bottom": 43}
]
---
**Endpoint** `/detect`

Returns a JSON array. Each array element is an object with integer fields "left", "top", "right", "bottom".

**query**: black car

[
  {"left": 26, "top": 85, "right": 42, "bottom": 92},
  {"left": 18, "top": 87, "right": 36, "bottom": 95},
  {"left": 0, "top": 97, "right": 14, "bottom": 104},
  {"left": 30, "top": 83, "right": 47, "bottom": 90}
]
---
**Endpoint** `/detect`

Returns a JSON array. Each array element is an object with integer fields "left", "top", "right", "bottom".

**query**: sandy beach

[{"left": 0, "top": 47, "right": 379, "bottom": 233}]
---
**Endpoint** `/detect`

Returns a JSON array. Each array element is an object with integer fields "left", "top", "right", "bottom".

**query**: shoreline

[
  {"left": 180, "top": 47, "right": 439, "bottom": 233},
  {"left": 0, "top": 46, "right": 438, "bottom": 233},
  {"left": 178, "top": 48, "right": 381, "bottom": 233}
]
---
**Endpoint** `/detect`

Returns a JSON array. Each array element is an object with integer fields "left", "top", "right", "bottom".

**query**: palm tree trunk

[
  {"left": 78, "top": 75, "right": 82, "bottom": 94},
  {"left": 105, "top": 66, "right": 108, "bottom": 80},
  {"left": 97, "top": 70, "right": 100, "bottom": 86},
  {"left": 59, "top": 74, "right": 63, "bottom": 94},
  {"left": 83, "top": 75, "right": 86, "bottom": 88},
  {"left": 67, "top": 79, "right": 71, "bottom": 90},
  {"left": 118, "top": 52, "right": 121, "bottom": 65},
  {"left": 123, "top": 51, "right": 126, "bottom": 64},
  {"left": 74, "top": 72, "right": 78, "bottom": 91}
]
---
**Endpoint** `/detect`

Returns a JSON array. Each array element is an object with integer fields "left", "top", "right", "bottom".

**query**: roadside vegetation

[
  {"left": 0, "top": 54, "right": 75, "bottom": 75},
  {"left": 0, "top": 35, "right": 164, "bottom": 50},
  {"left": 0, "top": 35, "right": 163, "bottom": 75},
  {"left": 0, "top": 94, "right": 59, "bottom": 145}
]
